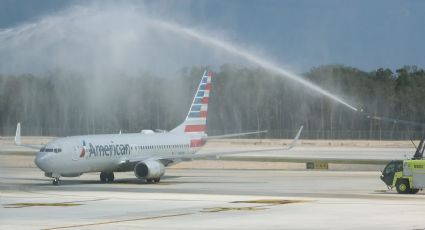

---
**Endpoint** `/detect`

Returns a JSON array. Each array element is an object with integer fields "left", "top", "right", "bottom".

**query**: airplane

[{"left": 15, "top": 70, "right": 303, "bottom": 185}]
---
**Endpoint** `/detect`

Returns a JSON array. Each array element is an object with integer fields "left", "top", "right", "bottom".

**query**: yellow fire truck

[{"left": 381, "top": 140, "right": 425, "bottom": 194}]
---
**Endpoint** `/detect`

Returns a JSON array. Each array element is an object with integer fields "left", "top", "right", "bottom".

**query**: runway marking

[
  {"left": 201, "top": 199, "right": 308, "bottom": 213},
  {"left": 4, "top": 202, "right": 82, "bottom": 208},
  {"left": 3, "top": 198, "right": 107, "bottom": 208},
  {"left": 201, "top": 206, "right": 267, "bottom": 212},
  {"left": 232, "top": 199, "right": 307, "bottom": 205},
  {"left": 42, "top": 213, "right": 194, "bottom": 230}
]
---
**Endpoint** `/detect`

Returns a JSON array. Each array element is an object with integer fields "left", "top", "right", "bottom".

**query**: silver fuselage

[{"left": 35, "top": 132, "right": 199, "bottom": 177}]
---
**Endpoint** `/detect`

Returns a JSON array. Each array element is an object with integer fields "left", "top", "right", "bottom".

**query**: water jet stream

[{"left": 152, "top": 19, "right": 358, "bottom": 112}]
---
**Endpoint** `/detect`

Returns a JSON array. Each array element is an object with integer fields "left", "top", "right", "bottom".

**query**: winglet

[
  {"left": 287, "top": 125, "right": 303, "bottom": 150},
  {"left": 15, "top": 122, "right": 21, "bottom": 146}
]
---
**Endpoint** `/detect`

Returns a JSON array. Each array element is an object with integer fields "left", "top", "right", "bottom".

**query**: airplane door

[{"left": 72, "top": 145, "right": 81, "bottom": 161}]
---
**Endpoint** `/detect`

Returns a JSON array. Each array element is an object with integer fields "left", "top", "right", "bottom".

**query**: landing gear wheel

[
  {"left": 410, "top": 188, "right": 419, "bottom": 194},
  {"left": 53, "top": 178, "right": 60, "bottom": 186},
  {"left": 100, "top": 172, "right": 114, "bottom": 183},
  {"left": 154, "top": 178, "right": 160, "bottom": 183},
  {"left": 100, "top": 172, "right": 107, "bottom": 183},
  {"left": 107, "top": 172, "right": 114, "bottom": 183},
  {"left": 396, "top": 179, "right": 410, "bottom": 194},
  {"left": 146, "top": 179, "right": 153, "bottom": 184}
]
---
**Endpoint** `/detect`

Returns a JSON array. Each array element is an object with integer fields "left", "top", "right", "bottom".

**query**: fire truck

[{"left": 381, "top": 140, "right": 425, "bottom": 194}]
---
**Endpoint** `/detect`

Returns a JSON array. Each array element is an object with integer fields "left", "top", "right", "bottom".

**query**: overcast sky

[{"left": 0, "top": 0, "right": 424, "bottom": 73}]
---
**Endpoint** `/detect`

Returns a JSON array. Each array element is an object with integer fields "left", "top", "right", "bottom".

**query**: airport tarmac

[
  {"left": 1, "top": 138, "right": 425, "bottom": 229},
  {"left": 1, "top": 151, "right": 425, "bottom": 230}
]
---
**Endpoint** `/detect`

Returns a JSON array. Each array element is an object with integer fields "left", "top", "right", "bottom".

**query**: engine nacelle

[{"left": 134, "top": 160, "right": 165, "bottom": 179}]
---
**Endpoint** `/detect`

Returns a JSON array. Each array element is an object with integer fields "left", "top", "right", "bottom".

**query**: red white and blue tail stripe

[{"left": 171, "top": 70, "right": 213, "bottom": 142}]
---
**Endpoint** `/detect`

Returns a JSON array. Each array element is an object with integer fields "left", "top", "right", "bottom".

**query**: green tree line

[{"left": 1, "top": 64, "right": 425, "bottom": 139}]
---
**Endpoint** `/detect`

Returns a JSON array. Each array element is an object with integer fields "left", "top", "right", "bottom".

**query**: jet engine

[{"left": 134, "top": 160, "right": 165, "bottom": 179}]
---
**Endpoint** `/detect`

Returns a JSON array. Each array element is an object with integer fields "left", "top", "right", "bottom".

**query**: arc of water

[{"left": 151, "top": 19, "right": 358, "bottom": 112}]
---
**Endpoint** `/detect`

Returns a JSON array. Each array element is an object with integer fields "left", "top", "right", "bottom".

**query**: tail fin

[{"left": 171, "top": 70, "right": 213, "bottom": 135}]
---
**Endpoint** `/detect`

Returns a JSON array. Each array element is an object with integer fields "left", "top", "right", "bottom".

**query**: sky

[{"left": 0, "top": 0, "right": 424, "bottom": 74}]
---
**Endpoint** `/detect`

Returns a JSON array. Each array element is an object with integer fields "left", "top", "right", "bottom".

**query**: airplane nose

[{"left": 35, "top": 152, "right": 49, "bottom": 172}]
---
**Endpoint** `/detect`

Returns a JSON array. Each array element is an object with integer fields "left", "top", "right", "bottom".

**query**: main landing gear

[
  {"left": 100, "top": 171, "right": 115, "bottom": 183},
  {"left": 52, "top": 177, "right": 60, "bottom": 185}
]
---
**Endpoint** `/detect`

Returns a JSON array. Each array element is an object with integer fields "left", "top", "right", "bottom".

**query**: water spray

[
  {"left": 151, "top": 19, "right": 359, "bottom": 112},
  {"left": 358, "top": 109, "right": 425, "bottom": 128},
  {"left": 156, "top": 19, "right": 425, "bottom": 129}
]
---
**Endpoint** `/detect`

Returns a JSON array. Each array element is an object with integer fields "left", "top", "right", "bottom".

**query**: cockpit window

[{"left": 40, "top": 147, "right": 61, "bottom": 153}]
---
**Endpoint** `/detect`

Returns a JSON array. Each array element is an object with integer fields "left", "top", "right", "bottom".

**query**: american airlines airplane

[{"left": 15, "top": 70, "right": 303, "bottom": 185}]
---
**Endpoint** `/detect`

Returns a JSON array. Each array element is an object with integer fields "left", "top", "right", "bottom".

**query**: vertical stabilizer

[{"left": 171, "top": 70, "right": 213, "bottom": 138}]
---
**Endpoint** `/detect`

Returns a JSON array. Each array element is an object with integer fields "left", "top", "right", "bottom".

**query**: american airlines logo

[
  {"left": 88, "top": 143, "right": 130, "bottom": 158},
  {"left": 80, "top": 147, "right": 86, "bottom": 158},
  {"left": 80, "top": 140, "right": 86, "bottom": 158},
  {"left": 84, "top": 143, "right": 131, "bottom": 158}
]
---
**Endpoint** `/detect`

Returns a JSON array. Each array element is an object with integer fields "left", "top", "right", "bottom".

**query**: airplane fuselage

[{"left": 35, "top": 132, "right": 200, "bottom": 177}]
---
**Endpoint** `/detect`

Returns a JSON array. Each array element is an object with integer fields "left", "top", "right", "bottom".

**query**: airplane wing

[
  {"left": 207, "top": 130, "right": 268, "bottom": 139},
  {"left": 123, "top": 126, "right": 303, "bottom": 166},
  {"left": 14, "top": 122, "right": 43, "bottom": 150},
  {"left": 189, "top": 125, "right": 303, "bottom": 159}
]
